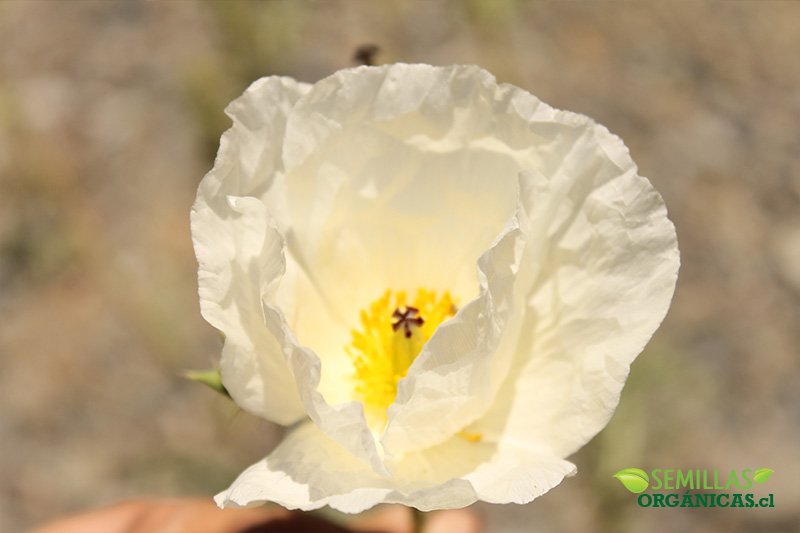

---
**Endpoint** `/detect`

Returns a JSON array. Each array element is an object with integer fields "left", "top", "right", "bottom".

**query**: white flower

[{"left": 191, "top": 64, "right": 679, "bottom": 512}]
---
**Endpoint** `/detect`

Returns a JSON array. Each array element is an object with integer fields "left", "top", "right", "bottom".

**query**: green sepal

[{"left": 183, "top": 368, "right": 230, "bottom": 398}]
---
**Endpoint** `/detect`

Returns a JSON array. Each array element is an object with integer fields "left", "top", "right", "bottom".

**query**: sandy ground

[{"left": 1, "top": 1, "right": 798, "bottom": 532}]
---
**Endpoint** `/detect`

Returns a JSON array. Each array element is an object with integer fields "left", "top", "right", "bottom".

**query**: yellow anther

[
  {"left": 347, "top": 289, "right": 456, "bottom": 429},
  {"left": 458, "top": 431, "right": 483, "bottom": 443}
]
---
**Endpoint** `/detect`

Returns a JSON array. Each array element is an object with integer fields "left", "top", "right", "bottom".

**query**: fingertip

[
  {"left": 350, "top": 504, "right": 415, "bottom": 533},
  {"left": 423, "top": 508, "right": 482, "bottom": 533}
]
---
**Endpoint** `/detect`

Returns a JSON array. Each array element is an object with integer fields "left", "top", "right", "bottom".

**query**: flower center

[{"left": 347, "top": 289, "right": 457, "bottom": 429}]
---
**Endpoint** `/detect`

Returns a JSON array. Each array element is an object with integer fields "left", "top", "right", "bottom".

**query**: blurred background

[{"left": 1, "top": 1, "right": 798, "bottom": 531}]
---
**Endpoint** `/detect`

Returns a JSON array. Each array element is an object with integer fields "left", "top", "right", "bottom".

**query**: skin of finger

[
  {"left": 128, "top": 499, "right": 290, "bottom": 533},
  {"left": 423, "top": 509, "right": 483, "bottom": 533},
  {"left": 27, "top": 499, "right": 481, "bottom": 533},
  {"left": 28, "top": 501, "right": 145, "bottom": 533},
  {"left": 349, "top": 504, "right": 414, "bottom": 533},
  {"left": 27, "top": 499, "right": 287, "bottom": 533},
  {"left": 349, "top": 505, "right": 482, "bottom": 533}
]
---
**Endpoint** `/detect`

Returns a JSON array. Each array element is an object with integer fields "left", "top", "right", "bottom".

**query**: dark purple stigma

[{"left": 391, "top": 306, "right": 424, "bottom": 338}]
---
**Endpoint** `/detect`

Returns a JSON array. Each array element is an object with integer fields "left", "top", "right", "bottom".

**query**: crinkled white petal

[
  {"left": 220, "top": 76, "right": 311, "bottom": 228},
  {"left": 382, "top": 194, "right": 527, "bottom": 455},
  {"left": 216, "top": 423, "right": 575, "bottom": 513},
  {"left": 259, "top": 303, "right": 389, "bottom": 476},
  {"left": 196, "top": 192, "right": 386, "bottom": 474},
  {"left": 192, "top": 193, "right": 304, "bottom": 424},
  {"left": 383, "top": 166, "right": 566, "bottom": 455},
  {"left": 192, "top": 77, "right": 314, "bottom": 425},
  {"left": 472, "top": 122, "right": 679, "bottom": 457}
]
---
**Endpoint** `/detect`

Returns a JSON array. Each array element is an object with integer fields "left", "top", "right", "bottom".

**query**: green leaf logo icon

[
  {"left": 753, "top": 468, "right": 774, "bottom": 484},
  {"left": 613, "top": 468, "right": 650, "bottom": 493}
]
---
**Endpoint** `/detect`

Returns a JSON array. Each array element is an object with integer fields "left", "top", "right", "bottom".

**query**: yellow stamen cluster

[{"left": 347, "top": 289, "right": 457, "bottom": 429}]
